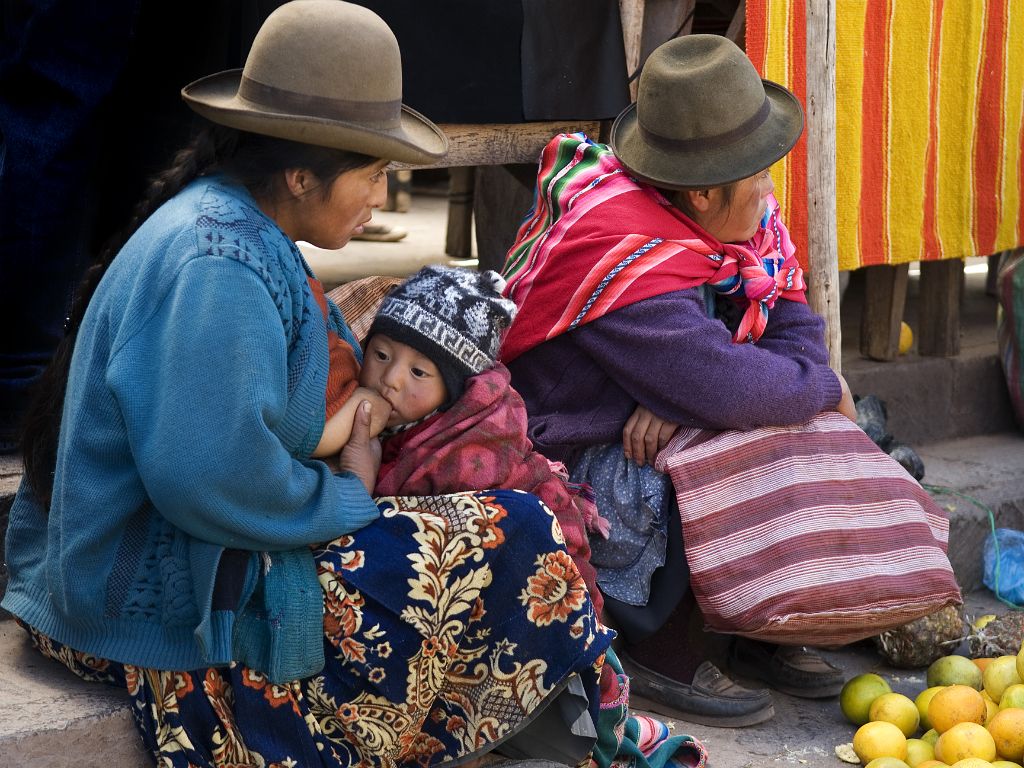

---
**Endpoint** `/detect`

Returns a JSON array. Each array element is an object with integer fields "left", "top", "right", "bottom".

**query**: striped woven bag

[{"left": 654, "top": 412, "right": 962, "bottom": 646}]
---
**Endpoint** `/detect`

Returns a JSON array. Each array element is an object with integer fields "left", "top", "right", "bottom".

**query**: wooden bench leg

[
  {"left": 918, "top": 258, "right": 963, "bottom": 357},
  {"left": 445, "top": 167, "right": 475, "bottom": 259},
  {"left": 859, "top": 263, "right": 909, "bottom": 361}
]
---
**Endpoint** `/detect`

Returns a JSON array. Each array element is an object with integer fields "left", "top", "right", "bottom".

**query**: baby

[{"left": 315, "top": 265, "right": 606, "bottom": 616}]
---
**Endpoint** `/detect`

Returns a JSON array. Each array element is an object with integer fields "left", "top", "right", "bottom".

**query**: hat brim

[
  {"left": 182, "top": 69, "right": 448, "bottom": 165},
  {"left": 609, "top": 79, "right": 803, "bottom": 189}
]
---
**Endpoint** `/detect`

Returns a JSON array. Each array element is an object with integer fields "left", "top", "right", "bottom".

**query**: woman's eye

[
  {"left": 374, "top": 350, "right": 388, "bottom": 361},
  {"left": 411, "top": 368, "right": 427, "bottom": 378}
]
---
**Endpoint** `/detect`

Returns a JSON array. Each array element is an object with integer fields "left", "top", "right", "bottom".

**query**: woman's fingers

[
  {"left": 834, "top": 372, "right": 858, "bottom": 422},
  {"left": 624, "top": 405, "right": 679, "bottom": 466},
  {"left": 339, "top": 400, "right": 382, "bottom": 493}
]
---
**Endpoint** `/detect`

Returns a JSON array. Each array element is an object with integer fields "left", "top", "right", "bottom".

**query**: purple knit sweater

[{"left": 506, "top": 286, "right": 842, "bottom": 465}]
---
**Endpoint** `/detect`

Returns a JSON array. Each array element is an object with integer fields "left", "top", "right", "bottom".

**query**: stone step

[{"left": 0, "top": 620, "right": 148, "bottom": 767}]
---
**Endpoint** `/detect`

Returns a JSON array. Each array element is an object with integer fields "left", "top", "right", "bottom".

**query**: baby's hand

[{"left": 349, "top": 386, "right": 391, "bottom": 438}]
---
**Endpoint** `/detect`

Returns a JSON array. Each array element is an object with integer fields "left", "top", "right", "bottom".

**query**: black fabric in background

[{"left": 353, "top": 0, "right": 629, "bottom": 123}]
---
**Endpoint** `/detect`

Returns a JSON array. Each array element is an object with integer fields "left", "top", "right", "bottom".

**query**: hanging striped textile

[{"left": 746, "top": 0, "right": 1024, "bottom": 270}]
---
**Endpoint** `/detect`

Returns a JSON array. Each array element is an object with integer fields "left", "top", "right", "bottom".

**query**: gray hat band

[
  {"left": 239, "top": 75, "right": 402, "bottom": 129},
  {"left": 376, "top": 300, "right": 492, "bottom": 373},
  {"left": 638, "top": 95, "right": 771, "bottom": 153}
]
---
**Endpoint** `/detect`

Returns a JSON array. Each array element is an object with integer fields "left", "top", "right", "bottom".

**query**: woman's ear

[
  {"left": 283, "top": 168, "right": 309, "bottom": 200},
  {"left": 685, "top": 188, "right": 712, "bottom": 213}
]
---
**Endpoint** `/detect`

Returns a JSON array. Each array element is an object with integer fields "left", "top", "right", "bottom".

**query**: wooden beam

[
  {"left": 859, "top": 264, "right": 909, "bottom": 361},
  {"left": 805, "top": 0, "right": 841, "bottom": 371},
  {"left": 391, "top": 121, "right": 601, "bottom": 170}
]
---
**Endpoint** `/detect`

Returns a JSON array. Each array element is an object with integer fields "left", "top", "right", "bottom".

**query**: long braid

[{"left": 20, "top": 127, "right": 228, "bottom": 505}]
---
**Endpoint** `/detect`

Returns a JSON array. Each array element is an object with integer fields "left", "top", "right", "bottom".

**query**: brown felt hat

[
  {"left": 610, "top": 35, "right": 803, "bottom": 189},
  {"left": 182, "top": 0, "right": 448, "bottom": 164}
]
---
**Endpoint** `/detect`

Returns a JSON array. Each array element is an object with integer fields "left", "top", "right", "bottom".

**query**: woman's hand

[
  {"left": 338, "top": 400, "right": 382, "bottom": 494},
  {"left": 834, "top": 372, "right": 858, "bottom": 422},
  {"left": 623, "top": 404, "right": 679, "bottom": 466}
]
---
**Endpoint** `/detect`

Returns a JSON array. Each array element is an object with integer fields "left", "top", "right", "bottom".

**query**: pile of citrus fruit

[{"left": 836, "top": 642, "right": 1024, "bottom": 767}]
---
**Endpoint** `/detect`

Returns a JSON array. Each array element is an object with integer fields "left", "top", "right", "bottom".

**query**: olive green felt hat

[
  {"left": 182, "top": 0, "right": 448, "bottom": 164},
  {"left": 610, "top": 34, "right": 803, "bottom": 189}
]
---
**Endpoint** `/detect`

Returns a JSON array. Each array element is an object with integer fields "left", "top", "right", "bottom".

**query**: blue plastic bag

[{"left": 983, "top": 528, "right": 1024, "bottom": 607}]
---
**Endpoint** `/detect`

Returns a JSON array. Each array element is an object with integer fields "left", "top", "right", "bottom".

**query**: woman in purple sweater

[{"left": 500, "top": 35, "right": 856, "bottom": 728}]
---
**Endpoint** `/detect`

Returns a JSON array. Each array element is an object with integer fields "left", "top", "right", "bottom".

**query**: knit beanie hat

[{"left": 367, "top": 265, "right": 518, "bottom": 408}]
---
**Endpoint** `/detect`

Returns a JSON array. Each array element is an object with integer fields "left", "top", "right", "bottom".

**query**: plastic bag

[{"left": 983, "top": 528, "right": 1024, "bottom": 607}]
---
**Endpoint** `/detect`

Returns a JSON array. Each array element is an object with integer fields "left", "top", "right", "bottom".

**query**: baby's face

[{"left": 359, "top": 334, "right": 448, "bottom": 427}]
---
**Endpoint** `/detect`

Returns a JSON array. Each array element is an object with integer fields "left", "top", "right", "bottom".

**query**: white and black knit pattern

[{"left": 368, "top": 265, "right": 517, "bottom": 406}]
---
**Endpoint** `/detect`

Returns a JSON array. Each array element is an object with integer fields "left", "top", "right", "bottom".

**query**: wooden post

[
  {"left": 805, "top": 0, "right": 842, "bottom": 372},
  {"left": 918, "top": 259, "right": 963, "bottom": 357},
  {"left": 618, "top": 0, "right": 646, "bottom": 101},
  {"left": 444, "top": 167, "right": 475, "bottom": 259},
  {"left": 860, "top": 264, "right": 909, "bottom": 361}
]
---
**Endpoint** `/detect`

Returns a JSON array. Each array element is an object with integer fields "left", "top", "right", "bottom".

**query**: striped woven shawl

[{"left": 499, "top": 134, "right": 807, "bottom": 363}]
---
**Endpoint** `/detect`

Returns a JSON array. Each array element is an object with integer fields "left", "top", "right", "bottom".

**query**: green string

[{"left": 923, "top": 483, "right": 1022, "bottom": 610}]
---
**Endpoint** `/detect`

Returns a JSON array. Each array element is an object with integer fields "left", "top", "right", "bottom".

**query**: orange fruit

[
  {"left": 865, "top": 759, "right": 911, "bottom": 768},
  {"left": 973, "top": 658, "right": 995, "bottom": 672},
  {"left": 916, "top": 762, "right": 950, "bottom": 768},
  {"left": 984, "top": 656, "right": 1022, "bottom": 702},
  {"left": 988, "top": 707, "right": 1024, "bottom": 761},
  {"left": 948, "top": 760, "right": 994, "bottom": 768},
  {"left": 929, "top": 656, "right": 985, "bottom": 690},
  {"left": 918, "top": 687, "right": 947, "bottom": 730},
  {"left": 999, "top": 683, "right": 1024, "bottom": 710},
  {"left": 906, "top": 737, "right": 937, "bottom": 767},
  {"left": 871, "top": 692, "right": 922, "bottom": 737},
  {"left": 930, "top": 685, "right": 988, "bottom": 733},
  {"left": 842, "top": 673, "right": 894, "bottom": 725},
  {"left": 855, "top": 721, "right": 910, "bottom": 763},
  {"left": 935, "top": 722, "right": 997, "bottom": 764}
]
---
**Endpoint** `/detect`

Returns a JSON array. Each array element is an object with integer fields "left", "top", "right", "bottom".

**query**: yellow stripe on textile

[
  {"left": 887, "top": 0, "right": 932, "bottom": 264},
  {"left": 762, "top": 0, "right": 796, "bottom": 219},
  {"left": 934, "top": 2, "right": 982, "bottom": 258},
  {"left": 835, "top": 1, "right": 866, "bottom": 270}
]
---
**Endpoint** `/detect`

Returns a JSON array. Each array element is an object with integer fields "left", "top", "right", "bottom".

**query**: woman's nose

[{"left": 370, "top": 175, "right": 388, "bottom": 209}]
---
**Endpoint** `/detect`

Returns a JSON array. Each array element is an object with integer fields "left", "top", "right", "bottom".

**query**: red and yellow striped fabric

[{"left": 746, "top": 0, "right": 1024, "bottom": 270}]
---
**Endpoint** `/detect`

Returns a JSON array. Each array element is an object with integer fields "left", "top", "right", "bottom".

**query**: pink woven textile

[
  {"left": 375, "top": 363, "right": 604, "bottom": 617},
  {"left": 654, "top": 412, "right": 961, "bottom": 646}
]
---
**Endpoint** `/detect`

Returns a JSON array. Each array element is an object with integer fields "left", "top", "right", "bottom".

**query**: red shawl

[
  {"left": 375, "top": 364, "right": 605, "bottom": 616},
  {"left": 500, "top": 134, "right": 806, "bottom": 362}
]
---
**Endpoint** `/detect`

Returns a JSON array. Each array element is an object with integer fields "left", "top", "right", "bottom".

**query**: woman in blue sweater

[{"left": 2, "top": 3, "right": 611, "bottom": 766}]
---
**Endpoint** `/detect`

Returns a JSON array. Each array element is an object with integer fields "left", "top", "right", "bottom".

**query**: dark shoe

[
  {"left": 729, "top": 638, "right": 844, "bottom": 699},
  {"left": 619, "top": 653, "right": 774, "bottom": 727}
]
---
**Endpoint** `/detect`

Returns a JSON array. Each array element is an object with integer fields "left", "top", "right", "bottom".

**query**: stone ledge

[{"left": 0, "top": 621, "right": 148, "bottom": 768}]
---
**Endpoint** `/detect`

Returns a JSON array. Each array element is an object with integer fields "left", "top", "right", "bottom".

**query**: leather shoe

[
  {"left": 619, "top": 653, "right": 774, "bottom": 727},
  {"left": 729, "top": 638, "right": 844, "bottom": 699}
]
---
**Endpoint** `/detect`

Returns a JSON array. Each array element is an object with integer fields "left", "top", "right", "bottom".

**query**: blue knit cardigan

[{"left": 2, "top": 177, "right": 379, "bottom": 680}]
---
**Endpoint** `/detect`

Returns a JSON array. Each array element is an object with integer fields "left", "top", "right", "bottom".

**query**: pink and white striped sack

[{"left": 654, "top": 412, "right": 962, "bottom": 646}]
